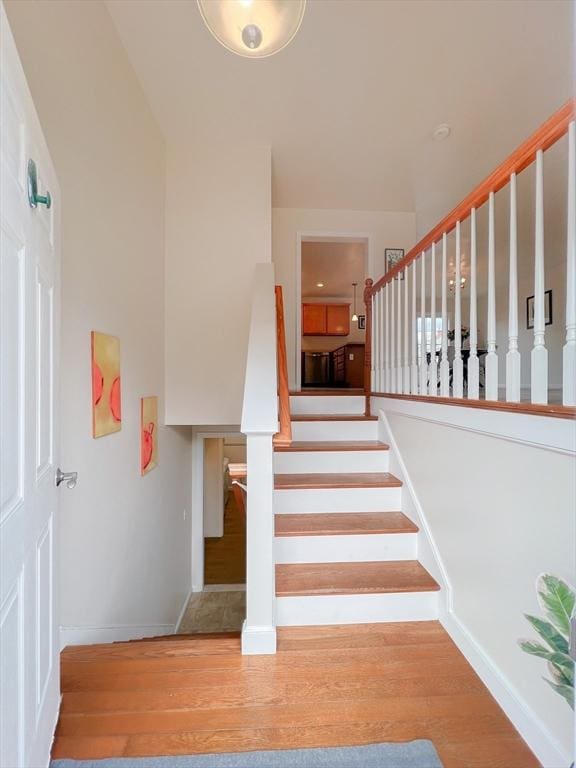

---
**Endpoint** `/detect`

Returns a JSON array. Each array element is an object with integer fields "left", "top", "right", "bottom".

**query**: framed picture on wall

[
  {"left": 526, "top": 290, "right": 552, "bottom": 329},
  {"left": 385, "top": 248, "right": 405, "bottom": 280},
  {"left": 358, "top": 315, "right": 366, "bottom": 330}
]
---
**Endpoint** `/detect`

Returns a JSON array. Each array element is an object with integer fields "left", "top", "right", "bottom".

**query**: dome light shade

[{"left": 197, "top": 0, "right": 306, "bottom": 58}]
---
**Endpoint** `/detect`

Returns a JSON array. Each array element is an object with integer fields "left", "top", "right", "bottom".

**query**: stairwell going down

[{"left": 273, "top": 392, "right": 440, "bottom": 626}]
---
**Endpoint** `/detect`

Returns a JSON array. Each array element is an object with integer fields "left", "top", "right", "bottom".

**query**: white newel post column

[
  {"left": 563, "top": 120, "right": 576, "bottom": 406},
  {"left": 242, "top": 432, "right": 276, "bottom": 655}
]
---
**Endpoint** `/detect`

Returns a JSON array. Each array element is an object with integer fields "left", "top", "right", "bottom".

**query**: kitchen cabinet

[
  {"left": 330, "top": 343, "right": 365, "bottom": 388},
  {"left": 302, "top": 303, "right": 350, "bottom": 336}
]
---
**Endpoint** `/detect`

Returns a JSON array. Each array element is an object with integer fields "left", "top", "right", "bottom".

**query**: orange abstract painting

[
  {"left": 141, "top": 396, "right": 158, "bottom": 475},
  {"left": 91, "top": 332, "right": 121, "bottom": 438}
]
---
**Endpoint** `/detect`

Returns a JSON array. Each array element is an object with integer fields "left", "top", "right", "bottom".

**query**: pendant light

[
  {"left": 197, "top": 0, "right": 306, "bottom": 59},
  {"left": 352, "top": 282, "right": 358, "bottom": 322}
]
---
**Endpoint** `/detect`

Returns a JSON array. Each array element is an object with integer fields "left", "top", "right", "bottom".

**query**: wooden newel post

[{"left": 364, "top": 278, "right": 373, "bottom": 417}]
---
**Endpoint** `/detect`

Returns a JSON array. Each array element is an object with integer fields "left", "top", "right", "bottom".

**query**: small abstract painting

[
  {"left": 141, "top": 396, "right": 158, "bottom": 475},
  {"left": 91, "top": 331, "right": 122, "bottom": 438}
]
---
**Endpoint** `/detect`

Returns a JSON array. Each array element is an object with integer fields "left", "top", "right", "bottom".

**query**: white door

[{"left": 1, "top": 6, "right": 61, "bottom": 767}]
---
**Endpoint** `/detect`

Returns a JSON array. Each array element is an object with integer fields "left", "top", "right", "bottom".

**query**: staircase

[{"left": 273, "top": 391, "right": 440, "bottom": 626}]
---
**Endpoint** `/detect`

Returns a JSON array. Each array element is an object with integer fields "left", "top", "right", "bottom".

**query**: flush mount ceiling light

[
  {"left": 197, "top": 0, "right": 306, "bottom": 58},
  {"left": 316, "top": 282, "right": 324, "bottom": 288}
]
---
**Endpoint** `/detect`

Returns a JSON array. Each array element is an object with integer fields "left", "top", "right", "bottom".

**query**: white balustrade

[
  {"left": 440, "top": 233, "right": 450, "bottom": 396},
  {"left": 419, "top": 251, "right": 427, "bottom": 394},
  {"left": 371, "top": 291, "right": 378, "bottom": 392},
  {"left": 453, "top": 221, "right": 464, "bottom": 397},
  {"left": 485, "top": 191, "right": 498, "bottom": 400},
  {"left": 411, "top": 260, "right": 418, "bottom": 394},
  {"left": 390, "top": 275, "right": 396, "bottom": 393},
  {"left": 506, "top": 174, "right": 521, "bottom": 402},
  {"left": 403, "top": 266, "right": 410, "bottom": 393},
  {"left": 397, "top": 275, "right": 402, "bottom": 392},
  {"left": 564, "top": 120, "right": 576, "bottom": 406},
  {"left": 531, "top": 150, "right": 548, "bottom": 404},
  {"left": 428, "top": 242, "right": 438, "bottom": 395},
  {"left": 468, "top": 208, "right": 479, "bottom": 399}
]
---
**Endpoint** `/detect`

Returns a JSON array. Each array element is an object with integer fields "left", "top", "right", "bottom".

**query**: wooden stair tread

[
  {"left": 276, "top": 561, "right": 440, "bottom": 596},
  {"left": 291, "top": 414, "right": 377, "bottom": 421},
  {"left": 274, "top": 472, "right": 402, "bottom": 490},
  {"left": 274, "top": 441, "right": 389, "bottom": 453},
  {"left": 275, "top": 512, "right": 418, "bottom": 537}
]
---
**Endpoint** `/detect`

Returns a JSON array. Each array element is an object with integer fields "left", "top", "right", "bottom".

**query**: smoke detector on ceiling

[{"left": 432, "top": 123, "right": 451, "bottom": 141}]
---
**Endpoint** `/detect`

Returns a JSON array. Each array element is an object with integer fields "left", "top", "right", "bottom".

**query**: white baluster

[
  {"left": 419, "top": 252, "right": 427, "bottom": 394},
  {"left": 384, "top": 283, "right": 390, "bottom": 392},
  {"left": 468, "top": 208, "right": 480, "bottom": 399},
  {"left": 531, "top": 150, "right": 548, "bottom": 403},
  {"left": 411, "top": 260, "right": 418, "bottom": 393},
  {"left": 440, "top": 233, "right": 450, "bottom": 395},
  {"left": 377, "top": 289, "right": 384, "bottom": 392},
  {"left": 563, "top": 121, "right": 576, "bottom": 406},
  {"left": 390, "top": 276, "right": 396, "bottom": 393},
  {"left": 396, "top": 277, "right": 402, "bottom": 392},
  {"left": 453, "top": 221, "right": 464, "bottom": 397},
  {"left": 403, "top": 265, "right": 410, "bottom": 393},
  {"left": 371, "top": 292, "right": 377, "bottom": 392},
  {"left": 485, "top": 191, "right": 499, "bottom": 400},
  {"left": 428, "top": 242, "right": 437, "bottom": 395},
  {"left": 506, "top": 174, "right": 521, "bottom": 402}
]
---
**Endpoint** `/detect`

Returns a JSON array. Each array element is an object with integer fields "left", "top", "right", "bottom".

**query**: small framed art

[{"left": 526, "top": 290, "right": 552, "bottom": 330}]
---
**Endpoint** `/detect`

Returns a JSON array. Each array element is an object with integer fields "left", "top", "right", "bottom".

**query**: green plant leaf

[
  {"left": 547, "top": 661, "right": 574, "bottom": 687},
  {"left": 544, "top": 678, "right": 574, "bottom": 710},
  {"left": 519, "top": 640, "right": 573, "bottom": 668},
  {"left": 537, "top": 574, "right": 575, "bottom": 636},
  {"left": 524, "top": 614, "right": 569, "bottom": 654}
]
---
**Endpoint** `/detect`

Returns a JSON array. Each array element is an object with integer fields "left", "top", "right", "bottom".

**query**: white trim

[
  {"left": 372, "top": 396, "right": 575, "bottom": 456},
  {"left": 174, "top": 586, "right": 194, "bottom": 633},
  {"left": 203, "top": 583, "right": 246, "bottom": 592},
  {"left": 59, "top": 623, "right": 174, "bottom": 649},
  {"left": 441, "top": 610, "right": 570, "bottom": 768},
  {"left": 295, "top": 230, "right": 372, "bottom": 390},
  {"left": 241, "top": 621, "right": 276, "bottom": 655},
  {"left": 377, "top": 409, "right": 453, "bottom": 610}
]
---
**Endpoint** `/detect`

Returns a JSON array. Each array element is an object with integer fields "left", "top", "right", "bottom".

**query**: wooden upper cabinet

[
  {"left": 326, "top": 304, "right": 350, "bottom": 335},
  {"left": 302, "top": 303, "right": 350, "bottom": 336},
  {"left": 302, "top": 304, "right": 327, "bottom": 335}
]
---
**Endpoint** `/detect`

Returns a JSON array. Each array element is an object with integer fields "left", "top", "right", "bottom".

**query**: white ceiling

[
  {"left": 105, "top": 0, "right": 573, "bottom": 218},
  {"left": 301, "top": 241, "right": 366, "bottom": 299}
]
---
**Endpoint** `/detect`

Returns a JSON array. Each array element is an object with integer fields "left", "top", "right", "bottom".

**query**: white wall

[
  {"left": 165, "top": 143, "right": 272, "bottom": 425},
  {"left": 383, "top": 407, "right": 575, "bottom": 760},
  {"left": 5, "top": 0, "right": 193, "bottom": 638},
  {"left": 273, "top": 208, "right": 416, "bottom": 388}
]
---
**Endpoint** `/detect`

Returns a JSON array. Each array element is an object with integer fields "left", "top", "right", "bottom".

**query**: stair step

[
  {"left": 275, "top": 512, "right": 418, "bottom": 537},
  {"left": 276, "top": 561, "right": 440, "bottom": 597},
  {"left": 274, "top": 472, "right": 402, "bottom": 490},
  {"left": 275, "top": 441, "right": 388, "bottom": 453},
  {"left": 291, "top": 414, "right": 377, "bottom": 421}
]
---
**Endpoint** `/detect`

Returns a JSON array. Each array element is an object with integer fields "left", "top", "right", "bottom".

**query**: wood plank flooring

[
  {"left": 53, "top": 622, "right": 539, "bottom": 767},
  {"left": 274, "top": 440, "right": 389, "bottom": 452},
  {"left": 275, "top": 561, "right": 440, "bottom": 596},
  {"left": 204, "top": 494, "right": 245, "bottom": 585},
  {"left": 275, "top": 511, "right": 418, "bottom": 537},
  {"left": 274, "top": 472, "right": 402, "bottom": 489}
]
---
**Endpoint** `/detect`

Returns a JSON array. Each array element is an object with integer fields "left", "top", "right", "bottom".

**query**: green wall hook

[{"left": 27, "top": 158, "right": 51, "bottom": 209}]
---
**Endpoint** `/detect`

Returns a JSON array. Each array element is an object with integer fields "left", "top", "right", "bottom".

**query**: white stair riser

[
  {"left": 274, "top": 450, "right": 388, "bottom": 474},
  {"left": 290, "top": 396, "right": 365, "bottom": 415},
  {"left": 276, "top": 591, "right": 439, "bottom": 626},
  {"left": 291, "top": 420, "right": 378, "bottom": 441},
  {"left": 274, "top": 533, "right": 417, "bottom": 564},
  {"left": 274, "top": 487, "right": 402, "bottom": 514}
]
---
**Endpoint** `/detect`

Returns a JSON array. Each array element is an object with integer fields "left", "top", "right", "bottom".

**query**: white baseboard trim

[
  {"left": 241, "top": 621, "right": 277, "bottom": 655},
  {"left": 441, "top": 610, "right": 571, "bottom": 768},
  {"left": 59, "top": 623, "right": 175, "bottom": 649},
  {"left": 174, "top": 586, "right": 195, "bottom": 633}
]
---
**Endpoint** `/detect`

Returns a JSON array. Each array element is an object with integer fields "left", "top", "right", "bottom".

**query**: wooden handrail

[
  {"left": 273, "top": 285, "right": 292, "bottom": 447},
  {"left": 370, "top": 98, "right": 576, "bottom": 295}
]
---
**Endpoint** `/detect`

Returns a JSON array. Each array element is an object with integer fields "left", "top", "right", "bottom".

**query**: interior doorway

[{"left": 299, "top": 238, "right": 368, "bottom": 390}]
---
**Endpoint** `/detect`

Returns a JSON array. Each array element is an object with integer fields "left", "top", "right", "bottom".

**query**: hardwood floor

[
  {"left": 204, "top": 494, "right": 245, "bottom": 585},
  {"left": 53, "top": 622, "right": 539, "bottom": 767}
]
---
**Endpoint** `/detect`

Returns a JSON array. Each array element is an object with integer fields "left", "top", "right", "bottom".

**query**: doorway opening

[
  {"left": 180, "top": 433, "right": 246, "bottom": 635},
  {"left": 299, "top": 238, "right": 368, "bottom": 390}
]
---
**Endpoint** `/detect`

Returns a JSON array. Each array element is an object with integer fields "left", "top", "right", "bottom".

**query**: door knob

[
  {"left": 55, "top": 468, "right": 77, "bottom": 489},
  {"left": 27, "top": 159, "right": 52, "bottom": 209}
]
